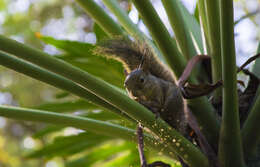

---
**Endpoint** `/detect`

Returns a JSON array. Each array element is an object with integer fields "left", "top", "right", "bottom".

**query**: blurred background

[{"left": 0, "top": 0, "right": 259, "bottom": 166}]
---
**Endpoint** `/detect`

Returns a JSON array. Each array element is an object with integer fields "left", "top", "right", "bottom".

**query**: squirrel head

[{"left": 124, "top": 68, "right": 149, "bottom": 97}]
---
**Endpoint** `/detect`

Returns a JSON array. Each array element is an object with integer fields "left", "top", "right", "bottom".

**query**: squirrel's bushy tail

[{"left": 94, "top": 38, "right": 176, "bottom": 83}]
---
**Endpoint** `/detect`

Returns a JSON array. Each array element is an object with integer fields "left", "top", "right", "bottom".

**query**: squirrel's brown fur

[{"left": 94, "top": 38, "right": 176, "bottom": 84}]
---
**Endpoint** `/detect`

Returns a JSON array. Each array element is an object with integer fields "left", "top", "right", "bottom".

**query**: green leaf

[
  {"left": 194, "top": 3, "right": 200, "bottom": 24},
  {"left": 102, "top": 150, "right": 139, "bottom": 167},
  {"left": 162, "top": 0, "right": 201, "bottom": 59},
  {"left": 93, "top": 23, "right": 109, "bottom": 42},
  {"left": 58, "top": 55, "right": 124, "bottom": 87},
  {"left": 81, "top": 111, "right": 124, "bottom": 121},
  {"left": 178, "top": 2, "right": 203, "bottom": 54},
  {"left": 0, "top": 35, "right": 208, "bottom": 166},
  {"left": 65, "top": 142, "right": 137, "bottom": 167},
  {"left": 34, "top": 100, "right": 98, "bottom": 113},
  {"left": 39, "top": 35, "right": 125, "bottom": 87},
  {"left": 55, "top": 92, "right": 70, "bottom": 99},
  {"left": 32, "top": 125, "right": 64, "bottom": 138},
  {"left": 75, "top": 0, "right": 125, "bottom": 36},
  {"left": 26, "top": 132, "right": 111, "bottom": 158}
]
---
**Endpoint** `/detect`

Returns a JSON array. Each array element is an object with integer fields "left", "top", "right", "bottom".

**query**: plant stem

[
  {"left": 242, "top": 94, "right": 260, "bottom": 157},
  {"left": 162, "top": 0, "right": 197, "bottom": 60},
  {"left": 0, "top": 35, "right": 208, "bottom": 167},
  {"left": 218, "top": 0, "right": 245, "bottom": 166},
  {"left": 75, "top": 0, "right": 125, "bottom": 37},
  {"left": 0, "top": 51, "right": 132, "bottom": 121},
  {"left": 204, "top": 0, "right": 222, "bottom": 98}
]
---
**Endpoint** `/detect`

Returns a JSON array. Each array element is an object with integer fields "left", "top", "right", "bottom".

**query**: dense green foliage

[{"left": 0, "top": 0, "right": 260, "bottom": 167}]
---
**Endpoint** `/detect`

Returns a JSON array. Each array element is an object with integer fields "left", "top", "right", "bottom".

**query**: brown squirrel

[
  {"left": 95, "top": 39, "right": 221, "bottom": 167},
  {"left": 95, "top": 38, "right": 188, "bottom": 136}
]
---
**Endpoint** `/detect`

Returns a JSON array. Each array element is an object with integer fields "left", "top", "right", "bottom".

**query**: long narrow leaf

[
  {"left": 75, "top": 0, "right": 125, "bottom": 37},
  {"left": 242, "top": 94, "right": 260, "bottom": 156},
  {"left": 131, "top": 0, "right": 186, "bottom": 77},
  {"left": 0, "top": 50, "right": 132, "bottom": 121},
  {"left": 203, "top": 0, "right": 222, "bottom": 97},
  {"left": 26, "top": 132, "right": 110, "bottom": 158},
  {"left": 65, "top": 142, "right": 136, "bottom": 167},
  {"left": 0, "top": 105, "right": 175, "bottom": 158},
  {"left": 35, "top": 100, "right": 97, "bottom": 113},
  {"left": 101, "top": 0, "right": 165, "bottom": 61},
  {"left": 162, "top": 0, "right": 198, "bottom": 59},
  {"left": 218, "top": 0, "right": 245, "bottom": 166},
  {"left": 0, "top": 36, "right": 208, "bottom": 167},
  {"left": 38, "top": 35, "right": 124, "bottom": 87},
  {"left": 242, "top": 42, "right": 260, "bottom": 156},
  {"left": 178, "top": 2, "right": 204, "bottom": 54}
]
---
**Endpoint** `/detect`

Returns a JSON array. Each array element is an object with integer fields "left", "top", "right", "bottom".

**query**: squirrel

[
  {"left": 94, "top": 39, "right": 221, "bottom": 167},
  {"left": 94, "top": 38, "right": 188, "bottom": 136}
]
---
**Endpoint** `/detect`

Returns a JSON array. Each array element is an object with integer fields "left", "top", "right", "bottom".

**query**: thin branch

[{"left": 234, "top": 9, "right": 260, "bottom": 25}]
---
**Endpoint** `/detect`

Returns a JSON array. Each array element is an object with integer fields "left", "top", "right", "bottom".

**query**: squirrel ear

[
  {"left": 138, "top": 56, "right": 145, "bottom": 70},
  {"left": 138, "top": 56, "right": 149, "bottom": 74}
]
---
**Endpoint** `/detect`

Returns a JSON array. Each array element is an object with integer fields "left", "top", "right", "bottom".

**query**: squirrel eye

[{"left": 140, "top": 78, "right": 144, "bottom": 83}]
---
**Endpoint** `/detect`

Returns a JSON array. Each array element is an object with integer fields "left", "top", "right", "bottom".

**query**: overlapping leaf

[
  {"left": 65, "top": 142, "right": 138, "bottom": 167},
  {"left": 38, "top": 35, "right": 125, "bottom": 87},
  {"left": 26, "top": 132, "right": 112, "bottom": 158}
]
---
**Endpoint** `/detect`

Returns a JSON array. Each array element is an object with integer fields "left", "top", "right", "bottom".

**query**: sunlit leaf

[
  {"left": 38, "top": 35, "right": 125, "bottom": 87},
  {"left": 102, "top": 150, "right": 139, "bottom": 167},
  {"left": 26, "top": 132, "right": 112, "bottom": 158},
  {"left": 65, "top": 142, "right": 137, "bottom": 167}
]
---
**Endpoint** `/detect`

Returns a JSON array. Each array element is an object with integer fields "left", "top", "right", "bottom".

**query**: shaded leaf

[
  {"left": 32, "top": 125, "right": 64, "bottom": 138},
  {"left": 93, "top": 23, "right": 109, "bottom": 42},
  {"left": 55, "top": 92, "right": 70, "bottom": 99},
  {"left": 178, "top": 2, "right": 204, "bottom": 53},
  {"left": 34, "top": 100, "right": 98, "bottom": 113}
]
